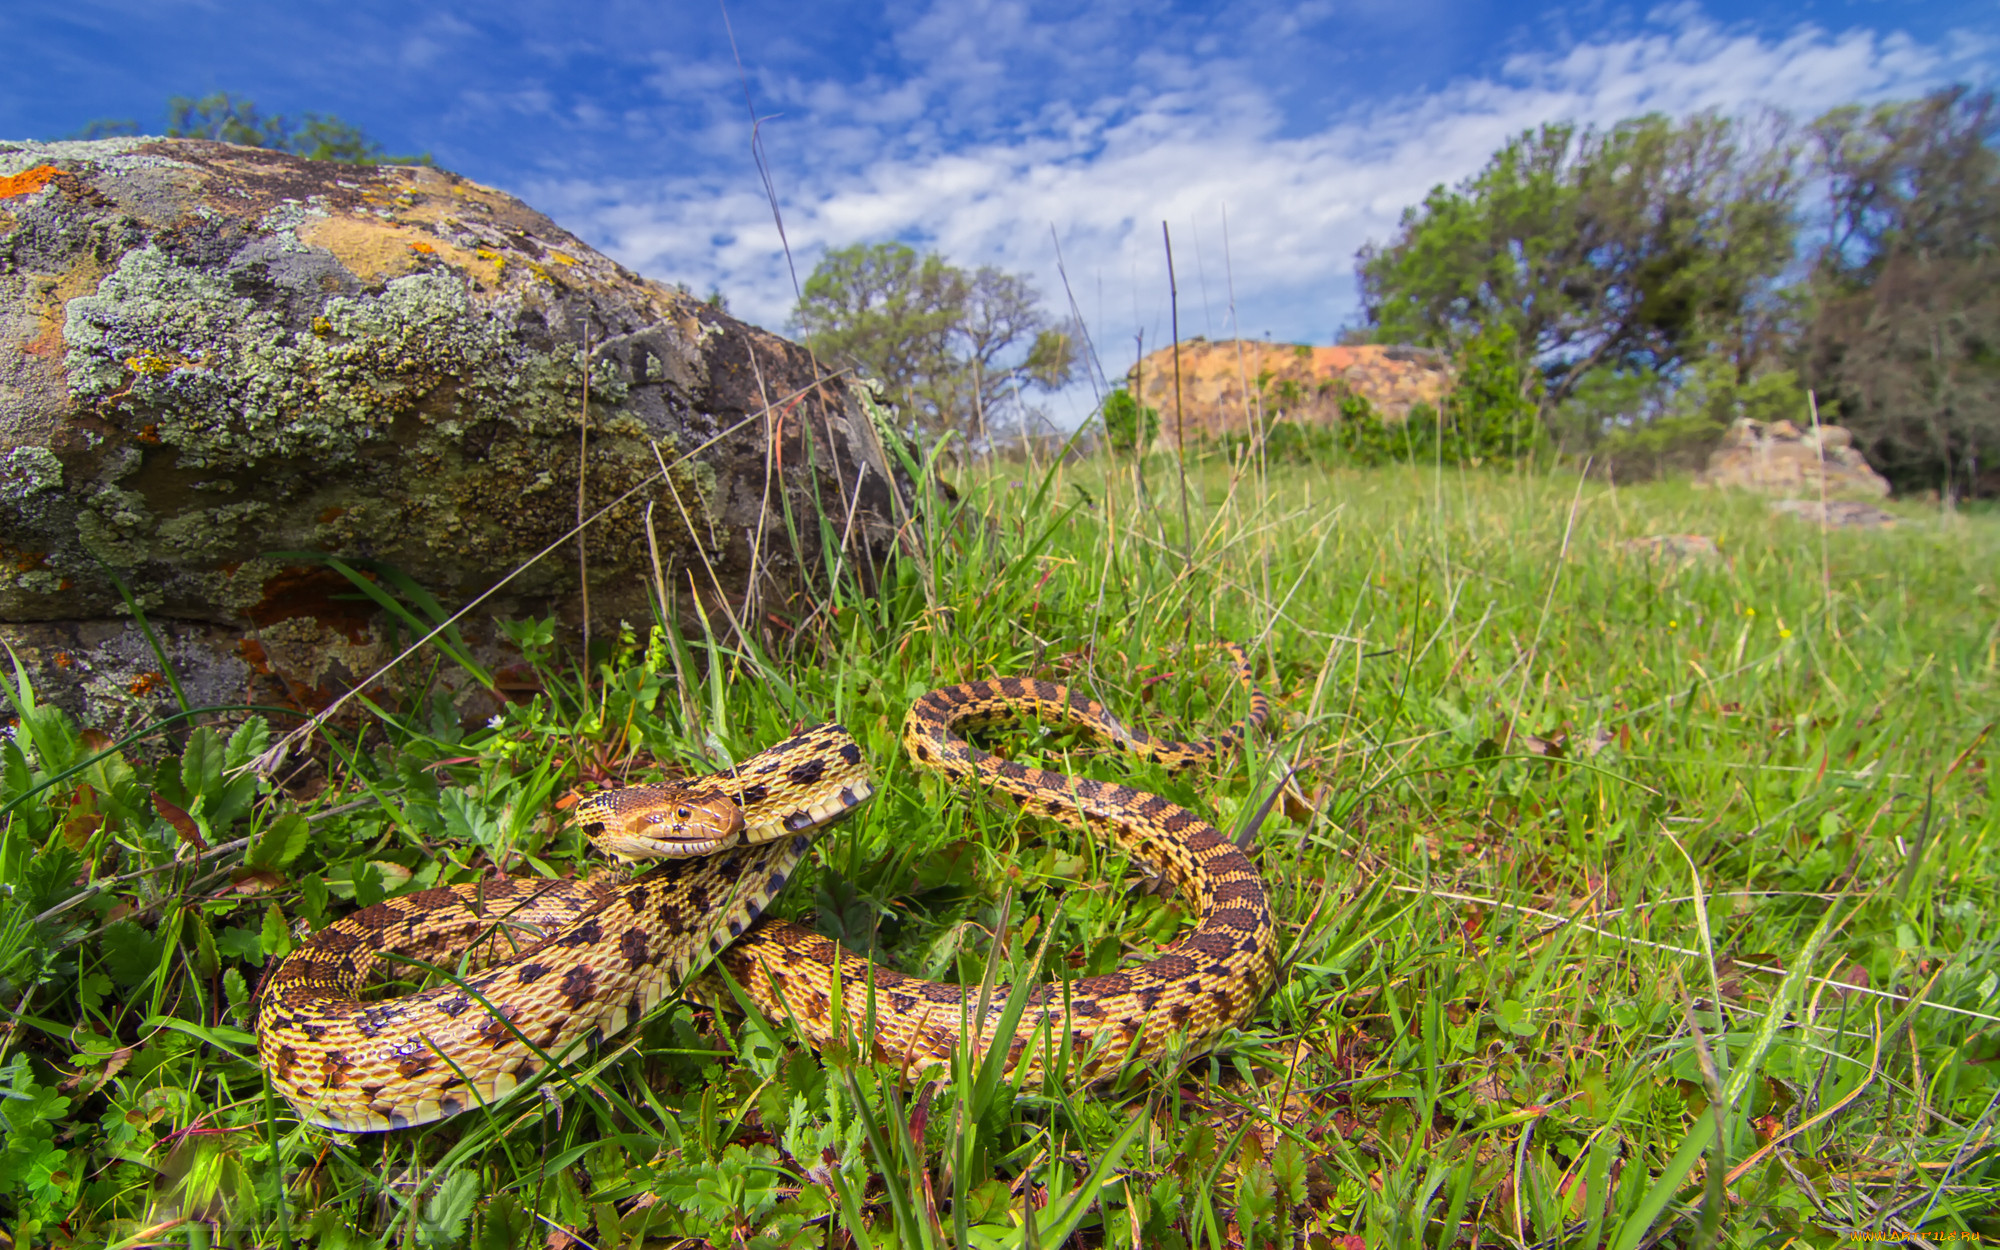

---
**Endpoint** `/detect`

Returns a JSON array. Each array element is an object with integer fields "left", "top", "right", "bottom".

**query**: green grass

[{"left": 3, "top": 448, "right": 1997, "bottom": 1248}]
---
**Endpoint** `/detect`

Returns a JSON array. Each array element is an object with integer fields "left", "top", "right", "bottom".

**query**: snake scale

[{"left": 257, "top": 647, "right": 1273, "bottom": 1131}]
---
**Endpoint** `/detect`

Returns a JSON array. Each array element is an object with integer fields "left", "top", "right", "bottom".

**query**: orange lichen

[
  {"left": 295, "top": 217, "right": 476, "bottom": 282},
  {"left": 137, "top": 425, "right": 161, "bottom": 445},
  {"left": 0, "top": 165, "right": 66, "bottom": 199},
  {"left": 246, "top": 565, "right": 380, "bottom": 643},
  {"left": 22, "top": 253, "right": 110, "bottom": 359},
  {"left": 52, "top": 652, "right": 73, "bottom": 669},
  {"left": 129, "top": 672, "right": 168, "bottom": 697}
]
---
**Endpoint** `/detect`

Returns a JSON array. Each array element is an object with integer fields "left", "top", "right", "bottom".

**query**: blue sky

[{"left": 7, "top": 1, "right": 1992, "bottom": 422}]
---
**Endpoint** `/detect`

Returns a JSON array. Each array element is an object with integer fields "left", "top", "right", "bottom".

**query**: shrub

[
  {"left": 1208, "top": 325, "right": 1542, "bottom": 469},
  {"left": 1319, "top": 325, "right": 1543, "bottom": 468},
  {"left": 1443, "top": 324, "right": 1543, "bottom": 461},
  {"left": 1556, "top": 358, "right": 1810, "bottom": 480},
  {"left": 1102, "top": 388, "right": 1159, "bottom": 454}
]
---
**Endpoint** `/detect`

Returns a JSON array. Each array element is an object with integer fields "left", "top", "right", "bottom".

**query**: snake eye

[{"left": 676, "top": 806, "right": 692, "bottom": 820}]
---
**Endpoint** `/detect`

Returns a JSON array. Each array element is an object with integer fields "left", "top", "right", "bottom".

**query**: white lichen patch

[
  {"left": 258, "top": 199, "right": 332, "bottom": 237},
  {"left": 62, "top": 246, "right": 587, "bottom": 471},
  {"left": 685, "top": 456, "right": 719, "bottom": 505},
  {"left": 1, "top": 447, "right": 64, "bottom": 500},
  {"left": 8, "top": 570, "right": 65, "bottom": 596},
  {"left": 207, "top": 556, "right": 289, "bottom": 614},
  {"left": 0, "top": 138, "right": 190, "bottom": 178},
  {"left": 157, "top": 502, "right": 273, "bottom": 560},
  {"left": 73, "top": 484, "right": 156, "bottom": 566}
]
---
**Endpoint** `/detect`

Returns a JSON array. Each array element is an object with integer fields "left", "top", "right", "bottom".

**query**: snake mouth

[{"left": 601, "top": 830, "right": 740, "bottom": 859}]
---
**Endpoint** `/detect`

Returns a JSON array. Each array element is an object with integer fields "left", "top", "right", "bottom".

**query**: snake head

[{"left": 578, "top": 786, "right": 747, "bottom": 862}]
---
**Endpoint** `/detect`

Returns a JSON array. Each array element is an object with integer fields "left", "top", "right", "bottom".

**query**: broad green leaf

[
  {"left": 100, "top": 920, "right": 163, "bottom": 990},
  {"left": 298, "top": 873, "right": 329, "bottom": 929},
  {"left": 180, "top": 728, "right": 224, "bottom": 809},
  {"left": 216, "top": 925, "right": 266, "bottom": 968},
  {"left": 222, "top": 968, "right": 252, "bottom": 1026},
  {"left": 191, "top": 913, "right": 220, "bottom": 978},
  {"left": 223, "top": 717, "right": 270, "bottom": 771},
  {"left": 249, "top": 813, "right": 309, "bottom": 870},
  {"left": 0, "top": 1055, "right": 71, "bottom": 1133},
  {"left": 259, "top": 903, "right": 292, "bottom": 960},
  {"left": 420, "top": 1167, "right": 482, "bottom": 1250}
]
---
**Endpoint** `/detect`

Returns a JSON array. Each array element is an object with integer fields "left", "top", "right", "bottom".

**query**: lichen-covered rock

[
  {"left": 1127, "top": 341, "right": 1452, "bottom": 448},
  {"left": 1695, "top": 418, "right": 1890, "bottom": 498},
  {"left": 1, "top": 137, "right": 915, "bottom": 736}
]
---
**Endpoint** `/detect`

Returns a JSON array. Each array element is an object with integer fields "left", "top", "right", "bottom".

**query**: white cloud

[
  {"left": 523, "top": 6, "right": 1972, "bottom": 422},
  {"left": 397, "top": 13, "right": 477, "bottom": 70}
]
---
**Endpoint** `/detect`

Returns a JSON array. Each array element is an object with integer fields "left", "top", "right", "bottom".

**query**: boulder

[
  {"left": 1618, "top": 534, "right": 1725, "bottom": 566},
  {"left": 1, "top": 137, "right": 916, "bottom": 739},
  {"left": 1695, "top": 418, "right": 1890, "bottom": 498},
  {"left": 1127, "top": 341, "right": 1451, "bottom": 448},
  {"left": 1769, "top": 499, "right": 1897, "bottom": 529}
]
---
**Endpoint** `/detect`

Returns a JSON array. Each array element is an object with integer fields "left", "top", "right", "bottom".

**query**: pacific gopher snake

[{"left": 257, "top": 646, "right": 1272, "bottom": 1131}]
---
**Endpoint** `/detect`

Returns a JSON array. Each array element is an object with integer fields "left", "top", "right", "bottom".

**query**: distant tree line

[
  {"left": 791, "top": 243, "right": 1078, "bottom": 455},
  {"left": 73, "top": 88, "right": 1986, "bottom": 492},
  {"left": 1354, "top": 85, "right": 1999, "bottom": 498},
  {"left": 74, "top": 92, "right": 431, "bottom": 166}
]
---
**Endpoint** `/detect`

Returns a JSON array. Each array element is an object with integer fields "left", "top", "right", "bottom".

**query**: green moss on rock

[{"left": 62, "top": 248, "right": 609, "bottom": 471}]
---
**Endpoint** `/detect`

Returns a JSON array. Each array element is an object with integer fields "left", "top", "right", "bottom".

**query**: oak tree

[
  {"left": 1357, "top": 112, "right": 1800, "bottom": 414},
  {"left": 1802, "top": 87, "right": 2000, "bottom": 497},
  {"left": 794, "top": 243, "right": 1075, "bottom": 448}
]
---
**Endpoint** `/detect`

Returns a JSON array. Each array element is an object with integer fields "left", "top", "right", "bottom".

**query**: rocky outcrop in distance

[
  {"left": 1695, "top": 418, "right": 1891, "bottom": 498},
  {"left": 1126, "top": 340, "right": 1452, "bottom": 448}
]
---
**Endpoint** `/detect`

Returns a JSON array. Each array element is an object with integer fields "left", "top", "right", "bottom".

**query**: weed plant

[{"left": 2, "top": 440, "right": 1996, "bottom": 1247}]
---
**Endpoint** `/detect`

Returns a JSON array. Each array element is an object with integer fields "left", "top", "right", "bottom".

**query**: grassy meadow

[{"left": 2, "top": 445, "right": 1997, "bottom": 1248}]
